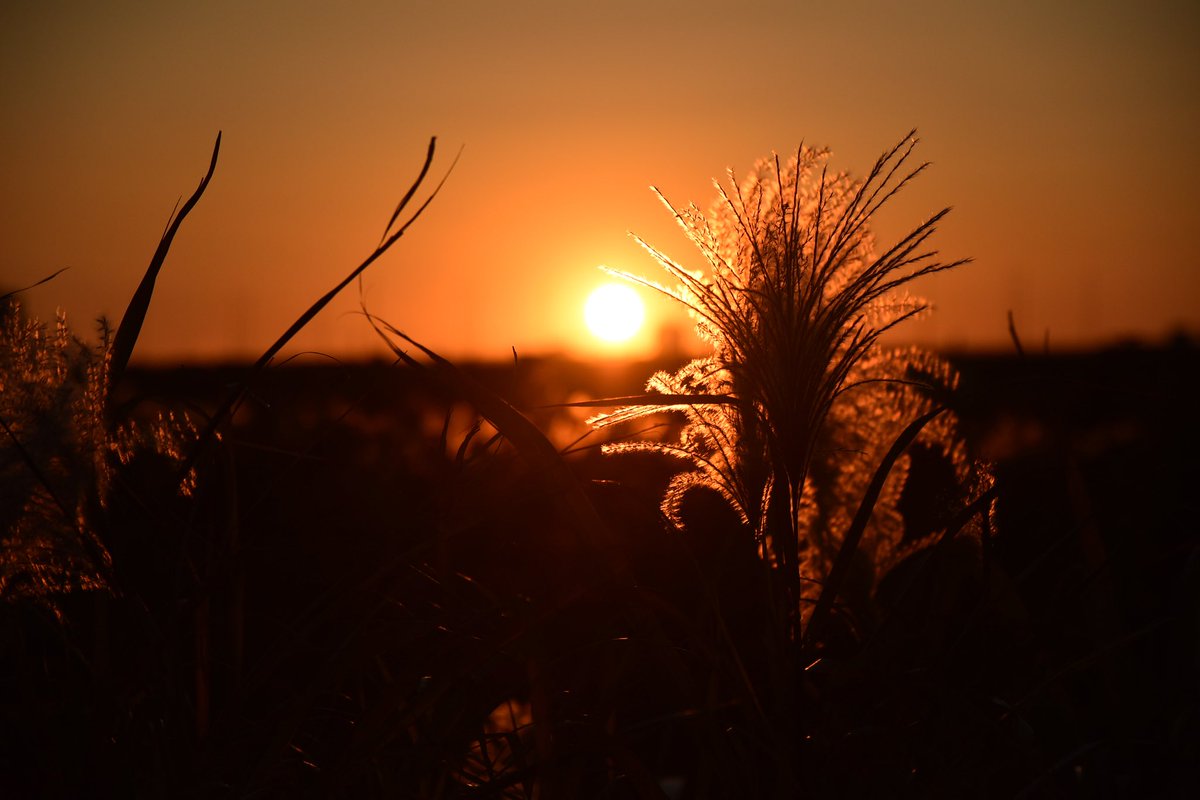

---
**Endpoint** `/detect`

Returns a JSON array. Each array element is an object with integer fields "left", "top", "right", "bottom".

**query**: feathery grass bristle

[{"left": 593, "top": 133, "right": 991, "bottom": 634}]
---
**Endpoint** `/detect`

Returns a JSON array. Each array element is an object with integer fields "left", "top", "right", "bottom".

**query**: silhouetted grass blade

[
  {"left": 803, "top": 406, "right": 946, "bottom": 651},
  {"left": 180, "top": 137, "right": 456, "bottom": 482},
  {"left": 108, "top": 131, "right": 221, "bottom": 402},
  {"left": 0, "top": 267, "right": 70, "bottom": 304}
]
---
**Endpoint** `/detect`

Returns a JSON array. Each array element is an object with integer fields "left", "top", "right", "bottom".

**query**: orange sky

[{"left": 2, "top": 1, "right": 1198, "bottom": 363}]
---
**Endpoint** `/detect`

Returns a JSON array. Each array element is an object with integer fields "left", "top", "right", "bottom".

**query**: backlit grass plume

[
  {"left": 0, "top": 301, "right": 199, "bottom": 611},
  {"left": 0, "top": 303, "right": 114, "bottom": 604},
  {"left": 593, "top": 132, "right": 988, "bottom": 639}
]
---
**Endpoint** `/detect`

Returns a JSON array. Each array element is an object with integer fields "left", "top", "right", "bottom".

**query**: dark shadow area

[{"left": 2, "top": 343, "right": 1197, "bottom": 797}]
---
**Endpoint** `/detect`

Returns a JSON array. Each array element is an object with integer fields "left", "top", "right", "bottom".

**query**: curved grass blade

[
  {"left": 0, "top": 267, "right": 70, "bottom": 303},
  {"left": 546, "top": 393, "right": 741, "bottom": 409},
  {"left": 378, "top": 137, "right": 439, "bottom": 245},
  {"left": 179, "top": 138, "right": 457, "bottom": 481},
  {"left": 245, "top": 137, "right": 454, "bottom": 374},
  {"left": 108, "top": 132, "right": 221, "bottom": 401},
  {"left": 861, "top": 480, "right": 1000, "bottom": 656},
  {"left": 803, "top": 406, "right": 946, "bottom": 651},
  {"left": 363, "top": 312, "right": 626, "bottom": 576}
]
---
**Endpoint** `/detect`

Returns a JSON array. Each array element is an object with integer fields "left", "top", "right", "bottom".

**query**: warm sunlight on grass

[
  {"left": 584, "top": 281, "right": 644, "bottom": 343},
  {"left": 6, "top": 130, "right": 1191, "bottom": 799}
]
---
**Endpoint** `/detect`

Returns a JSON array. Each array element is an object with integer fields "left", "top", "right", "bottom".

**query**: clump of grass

[
  {"left": 0, "top": 298, "right": 208, "bottom": 611},
  {"left": 0, "top": 136, "right": 224, "bottom": 615},
  {"left": 593, "top": 132, "right": 993, "bottom": 645},
  {"left": 0, "top": 303, "right": 114, "bottom": 605},
  {"left": 2, "top": 129, "right": 1038, "bottom": 796}
]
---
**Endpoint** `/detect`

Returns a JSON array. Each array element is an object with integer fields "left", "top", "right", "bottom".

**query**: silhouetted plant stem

[
  {"left": 179, "top": 137, "right": 457, "bottom": 484},
  {"left": 108, "top": 132, "right": 221, "bottom": 417}
]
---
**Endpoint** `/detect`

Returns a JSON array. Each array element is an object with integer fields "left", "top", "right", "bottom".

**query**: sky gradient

[{"left": 3, "top": 0, "right": 1198, "bottom": 363}]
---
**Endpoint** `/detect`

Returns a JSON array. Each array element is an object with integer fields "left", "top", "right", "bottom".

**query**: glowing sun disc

[{"left": 585, "top": 283, "right": 645, "bottom": 342}]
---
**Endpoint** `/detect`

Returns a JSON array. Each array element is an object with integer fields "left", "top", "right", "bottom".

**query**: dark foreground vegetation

[
  {"left": 1, "top": 345, "right": 1195, "bottom": 798},
  {"left": 3, "top": 134, "right": 1197, "bottom": 798}
]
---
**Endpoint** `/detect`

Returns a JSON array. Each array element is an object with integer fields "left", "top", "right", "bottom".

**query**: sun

[{"left": 584, "top": 283, "right": 645, "bottom": 343}]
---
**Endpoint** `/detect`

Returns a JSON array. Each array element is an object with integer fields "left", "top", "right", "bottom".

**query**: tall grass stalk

[{"left": 592, "top": 132, "right": 989, "bottom": 650}]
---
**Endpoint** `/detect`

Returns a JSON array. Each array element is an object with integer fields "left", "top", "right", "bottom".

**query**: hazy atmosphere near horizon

[
  {"left": 5, "top": 4, "right": 1199, "bottom": 796},
  {"left": 2, "top": 0, "right": 1197, "bottom": 362}
]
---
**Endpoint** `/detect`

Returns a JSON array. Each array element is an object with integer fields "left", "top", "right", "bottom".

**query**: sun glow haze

[
  {"left": 2, "top": 2, "right": 1197, "bottom": 360},
  {"left": 584, "top": 283, "right": 645, "bottom": 343}
]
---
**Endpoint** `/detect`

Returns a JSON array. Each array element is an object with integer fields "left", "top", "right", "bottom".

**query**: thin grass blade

[
  {"left": 0, "top": 267, "right": 70, "bottom": 303},
  {"left": 108, "top": 132, "right": 221, "bottom": 400},
  {"left": 803, "top": 406, "right": 946, "bottom": 650},
  {"left": 364, "top": 313, "right": 625, "bottom": 575},
  {"left": 180, "top": 138, "right": 454, "bottom": 481}
]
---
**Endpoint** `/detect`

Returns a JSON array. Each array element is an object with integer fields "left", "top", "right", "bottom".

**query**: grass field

[{"left": 2, "top": 134, "right": 1196, "bottom": 797}]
